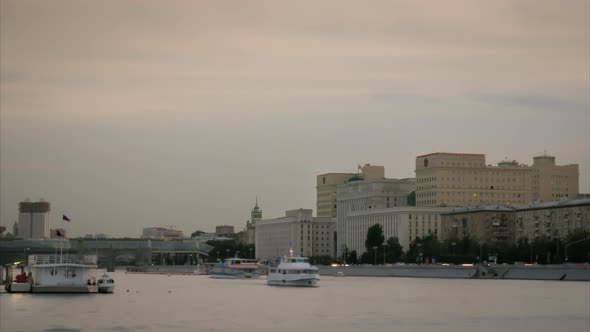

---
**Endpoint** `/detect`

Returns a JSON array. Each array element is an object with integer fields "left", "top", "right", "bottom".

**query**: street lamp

[
  {"left": 416, "top": 243, "right": 423, "bottom": 264},
  {"left": 226, "top": 249, "right": 230, "bottom": 259},
  {"left": 383, "top": 243, "right": 387, "bottom": 265},
  {"left": 373, "top": 246, "right": 378, "bottom": 265},
  {"left": 236, "top": 250, "right": 240, "bottom": 258}
]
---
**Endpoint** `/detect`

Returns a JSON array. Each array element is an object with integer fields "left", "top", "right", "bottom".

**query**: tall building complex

[
  {"left": 255, "top": 209, "right": 336, "bottom": 260},
  {"left": 415, "top": 153, "right": 578, "bottom": 207},
  {"left": 17, "top": 201, "right": 51, "bottom": 239},
  {"left": 316, "top": 164, "right": 385, "bottom": 217}
]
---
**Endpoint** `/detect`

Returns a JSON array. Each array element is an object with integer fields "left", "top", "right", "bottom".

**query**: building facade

[
  {"left": 415, "top": 153, "right": 579, "bottom": 208},
  {"left": 215, "top": 225, "right": 235, "bottom": 236},
  {"left": 531, "top": 155, "right": 579, "bottom": 202},
  {"left": 337, "top": 206, "right": 451, "bottom": 256},
  {"left": 255, "top": 209, "right": 336, "bottom": 260},
  {"left": 441, "top": 206, "right": 517, "bottom": 246},
  {"left": 17, "top": 201, "right": 51, "bottom": 239},
  {"left": 515, "top": 198, "right": 590, "bottom": 241},
  {"left": 141, "top": 227, "right": 184, "bottom": 240},
  {"left": 316, "top": 164, "right": 386, "bottom": 217}
]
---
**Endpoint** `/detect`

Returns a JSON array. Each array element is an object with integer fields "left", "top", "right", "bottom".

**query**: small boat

[
  {"left": 5, "top": 254, "right": 99, "bottom": 293},
  {"left": 267, "top": 255, "right": 319, "bottom": 287},
  {"left": 209, "top": 258, "right": 261, "bottom": 279},
  {"left": 97, "top": 273, "right": 115, "bottom": 293}
]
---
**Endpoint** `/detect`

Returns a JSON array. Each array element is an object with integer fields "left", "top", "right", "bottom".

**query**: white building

[
  {"left": 255, "top": 209, "right": 336, "bottom": 260},
  {"left": 17, "top": 201, "right": 51, "bottom": 239},
  {"left": 338, "top": 206, "right": 452, "bottom": 256}
]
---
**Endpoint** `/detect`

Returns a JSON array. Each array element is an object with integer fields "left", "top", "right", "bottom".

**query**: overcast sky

[{"left": 1, "top": 0, "right": 589, "bottom": 237}]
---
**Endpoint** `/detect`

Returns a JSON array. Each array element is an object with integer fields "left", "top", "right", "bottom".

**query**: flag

[
  {"left": 56, "top": 229, "right": 63, "bottom": 237},
  {"left": 63, "top": 215, "right": 71, "bottom": 222}
]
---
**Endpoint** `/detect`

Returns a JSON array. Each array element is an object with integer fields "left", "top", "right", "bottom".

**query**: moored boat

[
  {"left": 209, "top": 258, "right": 261, "bottom": 279},
  {"left": 267, "top": 256, "right": 319, "bottom": 287},
  {"left": 97, "top": 273, "right": 115, "bottom": 293},
  {"left": 6, "top": 254, "right": 100, "bottom": 293}
]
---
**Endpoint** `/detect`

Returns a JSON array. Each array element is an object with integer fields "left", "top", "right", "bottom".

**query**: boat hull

[
  {"left": 267, "top": 277, "right": 319, "bottom": 287},
  {"left": 98, "top": 285, "right": 115, "bottom": 293},
  {"left": 31, "top": 285, "right": 98, "bottom": 293},
  {"left": 209, "top": 272, "right": 261, "bottom": 279},
  {"left": 5, "top": 283, "right": 32, "bottom": 293}
]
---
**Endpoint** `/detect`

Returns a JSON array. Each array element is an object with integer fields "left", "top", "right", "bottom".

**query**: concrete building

[
  {"left": 215, "top": 225, "right": 235, "bottom": 236},
  {"left": 441, "top": 206, "right": 517, "bottom": 246},
  {"left": 316, "top": 164, "right": 385, "bottom": 217},
  {"left": 337, "top": 206, "right": 451, "bottom": 256},
  {"left": 335, "top": 176, "right": 418, "bottom": 255},
  {"left": 141, "top": 227, "right": 184, "bottom": 240},
  {"left": 17, "top": 201, "right": 51, "bottom": 239},
  {"left": 531, "top": 155, "right": 579, "bottom": 202},
  {"left": 415, "top": 153, "right": 579, "bottom": 207},
  {"left": 255, "top": 209, "right": 336, "bottom": 260},
  {"left": 515, "top": 198, "right": 590, "bottom": 241}
]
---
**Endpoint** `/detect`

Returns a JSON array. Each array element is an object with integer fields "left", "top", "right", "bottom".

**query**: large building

[
  {"left": 415, "top": 152, "right": 578, "bottom": 207},
  {"left": 335, "top": 176, "right": 419, "bottom": 255},
  {"left": 440, "top": 198, "right": 590, "bottom": 246},
  {"left": 531, "top": 155, "right": 579, "bottom": 202},
  {"left": 17, "top": 201, "right": 51, "bottom": 239},
  {"left": 337, "top": 206, "right": 451, "bottom": 256},
  {"left": 215, "top": 225, "right": 235, "bottom": 236},
  {"left": 441, "top": 206, "right": 517, "bottom": 246},
  {"left": 255, "top": 209, "right": 336, "bottom": 260},
  {"left": 515, "top": 198, "right": 590, "bottom": 241},
  {"left": 316, "top": 164, "right": 385, "bottom": 217}
]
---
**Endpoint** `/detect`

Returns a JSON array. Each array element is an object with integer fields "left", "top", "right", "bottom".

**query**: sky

[{"left": 1, "top": 0, "right": 589, "bottom": 237}]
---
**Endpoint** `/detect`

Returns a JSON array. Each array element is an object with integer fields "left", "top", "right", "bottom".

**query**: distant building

[
  {"left": 17, "top": 200, "right": 50, "bottom": 239},
  {"left": 255, "top": 209, "right": 336, "bottom": 260},
  {"left": 95, "top": 233, "right": 108, "bottom": 239},
  {"left": 241, "top": 200, "right": 262, "bottom": 245},
  {"left": 336, "top": 176, "right": 419, "bottom": 255},
  {"left": 515, "top": 198, "right": 590, "bottom": 240},
  {"left": 441, "top": 206, "right": 516, "bottom": 246},
  {"left": 84, "top": 234, "right": 94, "bottom": 239},
  {"left": 337, "top": 206, "right": 451, "bottom": 256},
  {"left": 215, "top": 225, "right": 235, "bottom": 236},
  {"left": 316, "top": 164, "right": 386, "bottom": 218},
  {"left": 415, "top": 152, "right": 579, "bottom": 207},
  {"left": 141, "top": 227, "right": 184, "bottom": 240},
  {"left": 440, "top": 198, "right": 590, "bottom": 245}
]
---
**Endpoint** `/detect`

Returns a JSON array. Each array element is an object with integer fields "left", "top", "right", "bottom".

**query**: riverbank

[{"left": 318, "top": 264, "right": 590, "bottom": 281}]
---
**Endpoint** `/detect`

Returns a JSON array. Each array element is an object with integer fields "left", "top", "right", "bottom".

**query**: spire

[{"left": 255, "top": 196, "right": 258, "bottom": 208}]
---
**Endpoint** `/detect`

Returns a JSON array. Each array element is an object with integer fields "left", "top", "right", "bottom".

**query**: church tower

[{"left": 251, "top": 197, "right": 262, "bottom": 225}]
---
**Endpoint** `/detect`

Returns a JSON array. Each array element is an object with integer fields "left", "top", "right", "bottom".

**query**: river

[{"left": 1, "top": 272, "right": 589, "bottom": 332}]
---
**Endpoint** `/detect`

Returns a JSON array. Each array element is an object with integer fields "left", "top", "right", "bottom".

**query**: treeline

[{"left": 341, "top": 224, "right": 590, "bottom": 265}]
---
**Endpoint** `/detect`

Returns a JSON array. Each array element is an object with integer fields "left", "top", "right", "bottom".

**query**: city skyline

[{"left": 1, "top": 0, "right": 589, "bottom": 237}]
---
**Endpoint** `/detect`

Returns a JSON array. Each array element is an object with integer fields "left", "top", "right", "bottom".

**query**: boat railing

[{"left": 28, "top": 255, "right": 98, "bottom": 266}]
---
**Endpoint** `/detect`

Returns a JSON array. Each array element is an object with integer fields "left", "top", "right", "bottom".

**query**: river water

[{"left": 1, "top": 272, "right": 589, "bottom": 332}]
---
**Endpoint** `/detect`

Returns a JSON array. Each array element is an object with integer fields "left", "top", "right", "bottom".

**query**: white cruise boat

[
  {"left": 6, "top": 254, "right": 100, "bottom": 293},
  {"left": 267, "top": 256, "right": 319, "bottom": 287}
]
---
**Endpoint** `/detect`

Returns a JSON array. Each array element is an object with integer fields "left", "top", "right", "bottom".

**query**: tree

[
  {"left": 365, "top": 224, "right": 385, "bottom": 252},
  {"left": 407, "top": 191, "right": 416, "bottom": 206},
  {"left": 348, "top": 250, "right": 358, "bottom": 264},
  {"left": 385, "top": 237, "right": 403, "bottom": 263},
  {"left": 564, "top": 229, "right": 590, "bottom": 262}
]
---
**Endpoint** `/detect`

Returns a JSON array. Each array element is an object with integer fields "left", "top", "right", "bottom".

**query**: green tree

[
  {"left": 348, "top": 250, "right": 358, "bottom": 264},
  {"left": 564, "top": 229, "right": 590, "bottom": 262},
  {"left": 407, "top": 191, "right": 416, "bottom": 206},
  {"left": 385, "top": 237, "right": 403, "bottom": 263},
  {"left": 365, "top": 224, "right": 385, "bottom": 252}
]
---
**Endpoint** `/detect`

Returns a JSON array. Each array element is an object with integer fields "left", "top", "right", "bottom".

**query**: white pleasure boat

[
  {"left": 97, "top": 273, "right": 115, "bottom": 293},
  {"left": 267, "top": 255, "right": 319, "bottom": 287}
]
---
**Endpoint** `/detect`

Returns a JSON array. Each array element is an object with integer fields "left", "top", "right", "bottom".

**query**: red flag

[{"left": 63, "top": 215, "right": 71, "bottom": 222}]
